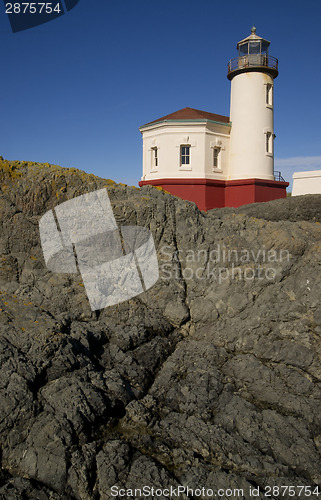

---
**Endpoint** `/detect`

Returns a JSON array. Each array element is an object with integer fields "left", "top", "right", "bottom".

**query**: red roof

[{"left": 141, "top": 107, "right": 230, "bottom": 127}]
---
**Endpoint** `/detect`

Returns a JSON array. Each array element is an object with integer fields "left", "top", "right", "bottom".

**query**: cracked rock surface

[{"left": 0, "top": 159, "right": 321, "bottom": 499}]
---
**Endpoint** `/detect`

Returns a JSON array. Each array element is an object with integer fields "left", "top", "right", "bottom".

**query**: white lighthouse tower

[{"left": 228, "top": 26, "right": 278, "bottom": 181}]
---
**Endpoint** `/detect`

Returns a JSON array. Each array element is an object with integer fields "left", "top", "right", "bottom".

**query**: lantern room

[
  {"left": 238, "top": 26, "right": 270, "bottom": 56},
  {"left": 227, "top": 26, "right": 278, "bottom": 80}
]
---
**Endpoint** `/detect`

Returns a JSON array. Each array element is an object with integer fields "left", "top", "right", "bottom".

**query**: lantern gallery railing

[{"left": 228, "top": 55, "right": 278, "bottom": 75}]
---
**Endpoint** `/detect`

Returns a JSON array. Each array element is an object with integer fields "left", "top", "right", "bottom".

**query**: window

[
  {"left": 151, "top": 147, "right": 158, "bottom": 169},
  {"left": 180, "top": 145, "right": 190, "bottom": 166},
  {"left": 266, "top": 132, "right": 273, "bottom": 154},
  {"left": 266, "top": 83, "right": 273, "bottom": 106},
  {"left": 213, "top": 147, "right": 221, "bottom": 170},
  {"left": 249, "top": 41, "right": 260, "bottom": 54}
]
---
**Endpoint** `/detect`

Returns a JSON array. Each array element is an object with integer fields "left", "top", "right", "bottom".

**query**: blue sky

[{"left": 0, "top": 0, "right": 320, "bottom": 190}]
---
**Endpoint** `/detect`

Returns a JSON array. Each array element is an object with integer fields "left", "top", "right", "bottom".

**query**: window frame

[
  {"left": 151, "top": 146, "right": 158, "bottom": 169},
  {"left": 213, "top": 146, "right": 222, "bottom": 171},
  {"left": 180, "top": 145, "right": 191, "bottom": 167},
  {"left": 265, "top": 83, "right": 273, "bottom": 108},
  {"left": 265, "top": 131, "right": 273, "bottom": 156}
]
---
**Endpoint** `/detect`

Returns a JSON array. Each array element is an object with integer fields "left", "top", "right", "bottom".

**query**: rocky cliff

[{"left": 1, "top": 158, "right": 321, "bottom": 499}]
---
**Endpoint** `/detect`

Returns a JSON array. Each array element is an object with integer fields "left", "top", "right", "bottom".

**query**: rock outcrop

[{"left": 1, "top": 158, "right": 321, "bottom": 499}]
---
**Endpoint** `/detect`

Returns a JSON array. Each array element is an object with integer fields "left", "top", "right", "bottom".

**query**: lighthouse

[
  {"left": 139, "top": 28, "right": 288, "bottom": 211},
  {"left": 228, "top": 26, "right": 277, "bottom": 181}
]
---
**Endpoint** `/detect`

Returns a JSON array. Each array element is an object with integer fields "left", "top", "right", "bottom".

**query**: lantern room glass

[
  {"left": 249, "top": 41, "right": 260, "bottom": 54},
  {"left": 238, "top": 40, "right": 269, "bottom": 57},
  {"left": 239, "top": 43, "right": 248, "bottom": 56}
]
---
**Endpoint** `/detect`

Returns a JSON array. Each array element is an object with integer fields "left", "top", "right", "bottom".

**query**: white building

[
  {"left": 139, "top": 27, "right": 288, "bottom": 211},
  {"left": 292, "top": 171, "right": 321, "bottom": 196}
]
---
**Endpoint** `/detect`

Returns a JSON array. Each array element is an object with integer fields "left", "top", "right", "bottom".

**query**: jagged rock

[{"left": 1, "top": 158, "right": 321, "bottom": 498}]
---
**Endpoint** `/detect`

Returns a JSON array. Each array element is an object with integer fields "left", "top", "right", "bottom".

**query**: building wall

[
  {"left": 139, "top": 178, "right": 288, "bottom": 211},
  {"left": 229, "top": 71, "right": 275, "bottom": 181},
  {"left": 141, "top": 122, "right": 231, "bottom": 181},
  {"left": 292, "top": 171, "right": 321, "bottom": 196}
]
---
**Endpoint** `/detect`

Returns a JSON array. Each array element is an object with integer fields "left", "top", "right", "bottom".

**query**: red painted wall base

[{"left": 139, "top": 178, "right": 289, "bottom": 211}]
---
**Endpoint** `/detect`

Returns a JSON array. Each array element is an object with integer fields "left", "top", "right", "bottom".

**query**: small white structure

[
  {"left": 139, "top": 27, "right": 288, "bottom": 210},
  {"left": 292, "top": 171, "right": 321, "bottom": 196}
]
